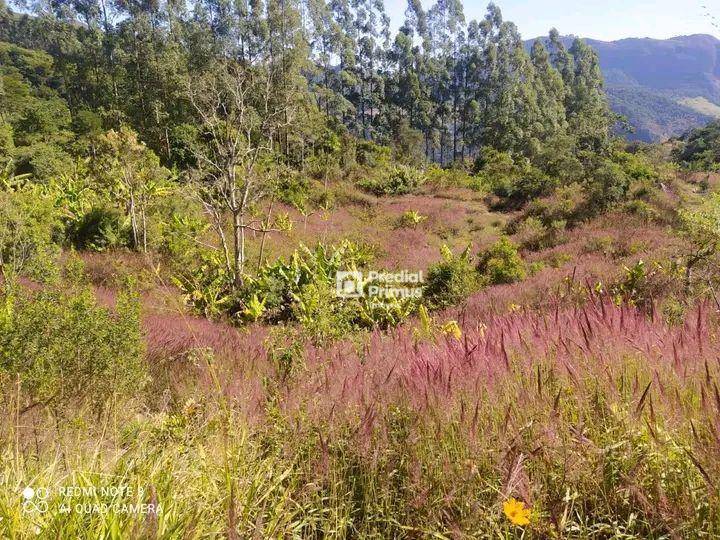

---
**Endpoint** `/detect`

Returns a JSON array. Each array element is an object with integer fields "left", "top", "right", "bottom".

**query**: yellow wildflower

[
  {"left": 441, "top": 320, "right": 462, "bottom": 339},
  {"left": 503, "top": 498, "right": 531, "bottom": 526}
]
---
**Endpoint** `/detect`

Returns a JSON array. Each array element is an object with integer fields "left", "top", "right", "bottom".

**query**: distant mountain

[{"left": 528, "top": 34, "right": 720, "bottom": 142}]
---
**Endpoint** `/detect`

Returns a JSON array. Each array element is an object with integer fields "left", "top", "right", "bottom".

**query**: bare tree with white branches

[{"left": 188, "top": 59, "right": 299, "bottom": 285}]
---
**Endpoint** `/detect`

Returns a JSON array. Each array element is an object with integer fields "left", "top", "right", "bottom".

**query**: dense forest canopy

[{"left": 0, "top": 0, "right": 613, "bottom": 176}]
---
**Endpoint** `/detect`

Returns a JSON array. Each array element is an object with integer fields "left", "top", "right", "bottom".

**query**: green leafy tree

[
  {"left": 94, "top": 127, "right": 170, "bottom": 252},
  {"left": 678, "top": 194, "right": 720, "bottom": 292},
  {"left": 529, "top": 40, "right": 567, "bottom": 146},
  {"left": 567, "top": 38, "right": 612, "bottom": 153}
]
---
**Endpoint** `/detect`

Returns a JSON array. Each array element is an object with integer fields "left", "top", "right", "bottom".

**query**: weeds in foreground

[{"left": 2, "top": 292, "right": 720, "bottom": 537}]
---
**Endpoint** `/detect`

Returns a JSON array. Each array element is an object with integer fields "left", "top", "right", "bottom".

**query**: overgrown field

[
  {"left": 3, "top": 176, "right": 720, "bottom": 537},
  {"left": 3, "top": 282, "right": 720, "bottom": 537},
  {"left": 3, "top": 0, "right": 720, "bottom": 533}
]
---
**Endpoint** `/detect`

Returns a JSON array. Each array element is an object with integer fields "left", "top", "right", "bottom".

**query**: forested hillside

[
  {"left": 0, "top": 0, "right": 612, "bottom": 174},
  {"left": 571, "top": 34, "right": 720, "bottom": 141},
  {"left": 4, "top": 0, "right": 720, "bottom": 536}
]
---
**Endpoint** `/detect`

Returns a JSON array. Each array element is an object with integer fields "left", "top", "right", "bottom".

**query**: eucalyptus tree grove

[{"left": 0, "top": 0, "right": 612, "bottom": 174}]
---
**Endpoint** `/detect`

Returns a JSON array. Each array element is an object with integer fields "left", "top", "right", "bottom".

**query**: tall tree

[
  {"left": 529, "top": 39, "right": 567, "bottom": 144},
  {"left": 426, "top": 0, "right": 464, "bottom": 163},
  {"left": 476, "top": 5, "right": 539, "bottom": 155},
  {"left": 567, "top": 38, "right": 612, "bottom": 152},
  {"left": 95, "top": 127, "right": 169, "bottom": 252}
]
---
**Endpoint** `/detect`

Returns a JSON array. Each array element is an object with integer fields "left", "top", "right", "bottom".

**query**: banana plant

[
  {"left": 241, "top": 294, "right": 267, "bottom": 322},
  {"left": 0, "top": 160, "right": 31, "bottom": 190},
  {"left": 44, "top": 159, "right": 94, "bottom": 221}
]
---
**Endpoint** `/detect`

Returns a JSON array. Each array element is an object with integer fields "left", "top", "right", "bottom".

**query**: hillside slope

[{"left": 530, "top": 34, "right": 720, "bottom": 142}]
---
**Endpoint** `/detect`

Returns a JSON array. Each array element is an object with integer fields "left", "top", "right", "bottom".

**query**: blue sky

[{"left": 383, "top": 0, "right": 718, "bottom": 41}]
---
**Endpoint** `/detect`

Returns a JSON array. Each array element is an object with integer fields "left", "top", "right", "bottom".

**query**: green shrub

[
  {"left": 359, "top": 165, "right": 424, "bottom": 196},
  {"left": 527, "top": 261, "right": 545, "bottom": 275},
  {"left": 529, "top": 133, "right": 585, "bottom": 184},
  {"left": 275, "top": 169, "right": 310, "bottom": 208},
  {"left": 424, "top": 245, "right": 477, "bottom": 308},
  {"left": 14, "top": 141, "right": 73, "bottom": 181},
  {"left": 305, "top": 129, "right": 342, "bottom": 182},
  {"left": 472, "top": 147, "right": 515, "bottom": 177},
  {"left": 356, "top": 294, "right": 417, "bottom": 329},
  {"left": 543, "top": 250, "right": 573, "bottom": 268},
  {"left": 662, "top": 295, "right": 686, "bottom": 326},
  {"left": 173, "top": 254, "right": 238, "bottom": 319},
  {"left": 291, "top": 282, "right": 352, "bottom": 342},
  {"left": 0, "top": 184, "right": 61, "bottom": 279},
  {"left": 0, "top": 283, "right": 145, "bottom": 413},
  {"left": 513, "top": 217, "right": 548, "bottom": 250},
  {"left": 424, "top": 165, "right": 482, "bottom": 192},
  {"left": 242, "top": 240, "right": 375, "bottom": 322},
  {"left": 586, "top": 159, "right": 630, "bottom": 210},
  {"left": 396, "top": 210, "right": 427, "bottom": 229},
  {"left": 390, "top": 117, "right": 425, "bottom": 163},
  {"left": 622, "top": 199, "right": 658, "bottom": 222},
  {"left": 66, "top": 206, "right": 126, "bottom": 251},
  {"left": 673, "top": 120, "right": 720, "bottom": 169},
  {"left": 610, "top": 260, "right": 651, "bottom": 307},
  {"left": 158, "top": 205, "right": 209, "bottom": 268},
  {"left": 524, "top": 182, "right": 587, "bottom": 226},
  {"left": 355, "top": 139, "right": 392, "bottom": 168},
  {"left": 477, "top": 237, "right": 525, "bottom": 285},
  {"left": 609, "top": 260, "right": 681, "bottom": 312},
  {"left": 548, "top": 219, "right": 567, "bottom": 244},
  {"left": 612, "top": 149, "right": 658, "bottom": 181},
  {"left": 476, "top": 148, "right": 556, "bottom": 206},
  {"left": 584, "top": 235, "right": 615, "bottom": 257},
  {"left": 0, "top": 121, "right": 14, "bottom": 163},
  {"left": 496, "top": 168, "right": 555, "bottom": 205}
]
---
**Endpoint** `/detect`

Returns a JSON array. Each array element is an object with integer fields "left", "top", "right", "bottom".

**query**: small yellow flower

[
  {"left": 503, "top": 498, "right": 531, "bottom": 526},
  {"left": 440, "top": 320, "right": 462, "bottom": 339}
]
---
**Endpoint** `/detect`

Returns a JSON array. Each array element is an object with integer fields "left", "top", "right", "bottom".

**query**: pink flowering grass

[
  {"left": 282, "top": 294, "right": 717, "bottom": 424},
  {"left": 55, "top": 206, "right": 717, "bottom": 535},
  {"left": 215, "top": 293, "right": 717, "bottom": 534},
  {"left": 143, "top": 311, "right": 271, "bottom": 417},
  {"left": 7, "top": 253, "right": 720, "bottom": 535}
]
